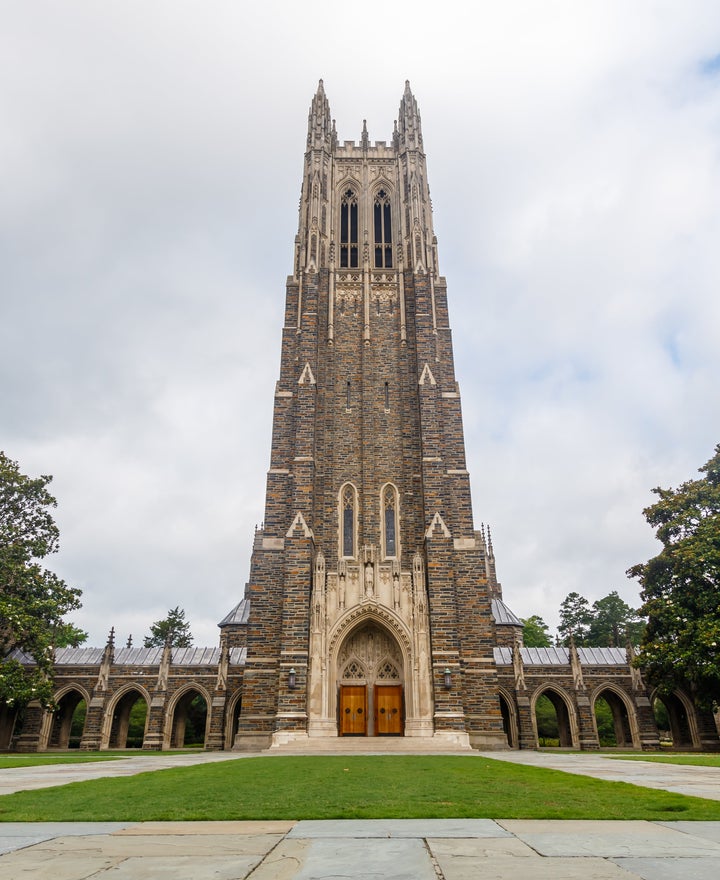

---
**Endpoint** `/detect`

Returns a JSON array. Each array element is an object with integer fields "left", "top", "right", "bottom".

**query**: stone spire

[
  {"left": 360, "top": 118, "right": 369, "bottom": 151},
  {"left": 94, "top": 627, "right": 115, "bottom": 693},
  {"left": 397, "top": 80, "right": 423, "bottom": 151},
  {"left": 306, "top": 79, "right": 333, "bottom": 150}
]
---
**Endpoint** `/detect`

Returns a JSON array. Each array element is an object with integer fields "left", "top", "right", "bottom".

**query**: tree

[
  {"left": 557, "top": 592, "right": 593, "bottom": 646},
  {"left": 0, "top": 451, "right": 85, "bottom": 709},
  {"left": 143, "top": 606, "right": 193, "bottom": 648},
  {"left": 629, "top": 444, "right": 720, "bottom": 709},
  {"left": 521, "top": 615, "right": 552, "bottom": 647},
  {"left": 588, "top": 591, "right": 645, "bottom": 646}
]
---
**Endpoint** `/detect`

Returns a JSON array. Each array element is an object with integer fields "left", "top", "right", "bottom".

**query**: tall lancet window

[
  {"left": 340, "top": 483, "right": 357, "bottom": 558},
  {"left": 374, "top": 189, "right": 393, "bottom": 268},
  {"left": 382, "top": 484, "right": 399, "bottom": 558},
  {"left": 340, "top": 188, "right": 359, "bottom": 268}
]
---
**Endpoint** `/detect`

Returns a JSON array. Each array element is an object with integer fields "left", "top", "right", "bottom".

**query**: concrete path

[
  {"left": 2, "top": 818, "right": 720, "bottom": 879},
  {"left": 477, "top": 750, "right": 720, "bottom": 802},
  {"left": 0, "top": 750, "right": 257, "bottom": 796}
]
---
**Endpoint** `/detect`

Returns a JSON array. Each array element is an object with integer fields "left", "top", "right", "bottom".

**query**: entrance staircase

[{"left": 266, "top": 735, "right": 474, "bottom": 754}]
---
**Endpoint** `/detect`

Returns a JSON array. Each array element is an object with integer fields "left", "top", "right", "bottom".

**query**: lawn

[
  {"left": 0, "top": 754, "right": 121, "bottom": 769},
  {"left": 609, "top": 754, "right": 720, "bottom": 767},
  {"left": 0, "top": 750, "right": 201, "bottom": 769},
  {"left": 1, "top": 755, "right": 720, "bottom": 822}
]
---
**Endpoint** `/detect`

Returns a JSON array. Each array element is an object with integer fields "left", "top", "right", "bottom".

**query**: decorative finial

[
  {"left": 107, "top": 626, "right": 115, "bottom": 648},
  {"left": 361, "top": 118, "right": 369, "bottom": 149},
  {"left": 126, "top": 634, "right": 133, "bottom": 649}
]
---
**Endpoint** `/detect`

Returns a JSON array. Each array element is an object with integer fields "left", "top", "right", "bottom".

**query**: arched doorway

[
  {"left": 0, "top": 702, "right": 18, "bottom": 750},
  {"left": 106, "top": 689, "right": 148, "bottom": 749},
  {"left": 498, "top": 690, "right": 518, "bottom": 748},
  {"left": 48, "top": 689, "right": 88, "bottom": 749},
  {"left": 337, "top": 622, "right": 404, "bottom": 736},
  {"left": 226, "top": 692, "right": 242, "bottom": 751},
  {"left": 533, "top": 688, "right": 577, "bottom": 748},
  {"left": 167, "top": 688, "right": 208, "bottom": 748},
  {"left": 593, "top": 687, "right": 637, "bottom": 748},
  {"left": 653, "top": 691, "right": 697, "bottom": 749}
]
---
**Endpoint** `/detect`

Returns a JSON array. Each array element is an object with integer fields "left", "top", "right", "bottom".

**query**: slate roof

[
  {"left": 218, "top": 598, "right": 251, "bottom": 627},
  {"left": 9, "top": 646, "right": 247, "bottom": 667},
  {"left": 494, "top": 646, "right": 628, "bottom": 666},
  {"left": 491, "top": 597, "right": 523, "bottom": 627}
]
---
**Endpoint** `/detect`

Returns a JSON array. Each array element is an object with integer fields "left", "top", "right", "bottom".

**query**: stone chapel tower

[{"left": 232, "top": 81, "right": 506, "bottom": 750}]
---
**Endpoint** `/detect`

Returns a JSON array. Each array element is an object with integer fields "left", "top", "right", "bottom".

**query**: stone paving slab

[
  {"left": 498, "top": 819, "right": 720, "bottom": 857},
  {"left": 253, "top": 837, "right": 441, "bottom": 880},
  {"left": 0, "top": 822, "right": 131, "bottom": 855},
  {"left": 1, "top": 820, "right": 720, "bottom": 879},
  {"left": 112, "top": 820, "right": 294, "bottom": 835},
  {"left": 657, "top": 819, "right": 720, "bottom": 843},
  {"left": 100, "top": 854, "right": 265, "bottom": 878},
  {"left": 29, "top": 832, "right": 284, "bottom": 857},
  {"left": 288, "top": 818, "right": 510, "bottom": 838},
  {"left": 612, "top": 857, "right": 719, "bottom": 880}
]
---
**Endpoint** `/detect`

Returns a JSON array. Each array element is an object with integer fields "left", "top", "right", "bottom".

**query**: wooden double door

[{"left": 339, "top": 685, "right": 403, "bottom": 736}]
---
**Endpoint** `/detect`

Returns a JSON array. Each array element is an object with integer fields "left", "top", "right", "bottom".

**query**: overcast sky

[{"left": 2, "top": 2, "right": 719, "bottom": 647}]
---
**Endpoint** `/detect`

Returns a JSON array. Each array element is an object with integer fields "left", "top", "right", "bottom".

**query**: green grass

[
  {"left": 1, "top": 755, "right": 720, "bottom": 822},
  {"left": 608, "top": 753, "right": 720, "bottom": 767},
  {"left": 0, "top": 754, "right": 122, "bottom": 769},
  {"left": 0, "top": 750, "right": 204, "bottom": 769}
]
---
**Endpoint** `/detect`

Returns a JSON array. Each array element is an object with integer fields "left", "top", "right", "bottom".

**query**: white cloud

[{"left": 2, "top": 2, "right": 719, "bottom": 644}]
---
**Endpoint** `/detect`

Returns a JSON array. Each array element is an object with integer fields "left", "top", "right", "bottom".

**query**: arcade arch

[
  {"left": 591, "top": 684, "right": 639, "bottom": 749},
  {"left": 165, "top": 685, "right": 210, "bottom": 749},
  {"left": 102, "top": 686, "right": 150, "bottom": 749},
  {"left": 532, "top": 686, "right": 579, "bottom": 748},
  {"left": 47, "top": 686, "right": 90, "bottom": 749}
]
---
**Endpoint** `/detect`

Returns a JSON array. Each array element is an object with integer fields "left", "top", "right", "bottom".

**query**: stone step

[{"left": 266, "top": 735, "right": 473, "bottom": 754}]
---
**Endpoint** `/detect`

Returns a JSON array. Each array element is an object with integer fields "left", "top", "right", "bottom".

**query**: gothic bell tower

[{"left": 232, "top": 81, "right": 506, "bottom": 750}]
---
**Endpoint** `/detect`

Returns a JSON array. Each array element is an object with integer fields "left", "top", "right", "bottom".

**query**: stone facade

[{"left": 3, "top": 82, "right": 718, "bottom": 754}]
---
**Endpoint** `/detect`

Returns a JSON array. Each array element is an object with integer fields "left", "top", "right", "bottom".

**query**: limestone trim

[
  {"left": 298, "top": 362, "right": 316, "bottom": 385},
  {"left": 418, "top": 363, "right": 436, "bottom": 386},
  {"left": 425, "top": 511, "right": 451, "bottom": 539},
  {"left": 287, "top": 511, "right": 313, "bottom": 539}
]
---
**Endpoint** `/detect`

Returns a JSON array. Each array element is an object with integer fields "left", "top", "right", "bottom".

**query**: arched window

[
  {"left": 340, "top": 483, "right": 357, "bottom": 558},
  {"left": 374, "top": 189, "right": 393, "bottom": 268},
  {"left": 381, "top": 484, "right": 399, "bottom": 558},
  {"left": 340, "top": 188, "right": 359, "bottom": 268}
]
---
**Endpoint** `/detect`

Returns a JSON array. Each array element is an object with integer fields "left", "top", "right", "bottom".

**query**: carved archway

[
  {"left": 531, "top": 686, "right": 579, "bottom": 748},
  {"left": 651, "top": 688, "right": 700, "bottom": 749},
  {"left": 498, "top": 687, "right": 519, "bottom": 749},
  {"left": 163, "top": 684, "right": 211, "bottom": 750},
  {"left": 100, "top": 684, "right": 151, "bottom": 750},
  {"left": 46, "top": 685, "right": 91, "bottom": 750},
  {"left": 591, "top": 683, "right": 640, "bottom": 749},
  {"left": 332, "top": 614, "right": 408, "bottom": 736}
]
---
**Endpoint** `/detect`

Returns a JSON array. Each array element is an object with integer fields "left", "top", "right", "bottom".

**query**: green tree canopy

[
  {"left": 557, "top": 592, "right": 592, "bottom": 646},
  {"left": 143, "top": 606, "right": 193, "bottom": 648},
  {"left": 521, "top": 615, "right": 552, "bottom": 647},
  {"left": 629, "top": 444, "right": 720, "bottom": 709},
  {"left": 0, "top": 451, "right": 85, "bottom": 709},
  {"left": 588, "top": 591, "right": 645, "bottom": 647}
]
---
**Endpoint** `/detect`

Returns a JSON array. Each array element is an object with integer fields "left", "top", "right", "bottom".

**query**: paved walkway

[
  {"left": 2, "top": 818, "right": 720, "bottom": 878},
  {"left": 1, "top": 751, "right": 720, "bottom": 878},
  {"left": 477, "top": 750, "right": 720, "bottom": 802}
]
